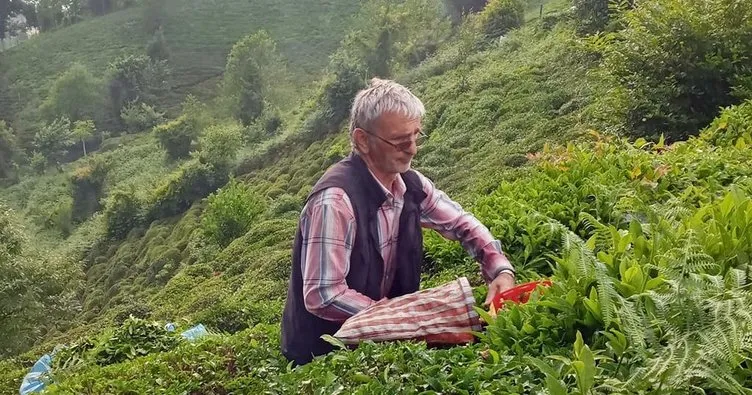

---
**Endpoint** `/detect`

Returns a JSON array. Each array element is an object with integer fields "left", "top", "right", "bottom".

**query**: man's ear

[{"left": 354, "top": 128, "right": 370, "bottom": 154}]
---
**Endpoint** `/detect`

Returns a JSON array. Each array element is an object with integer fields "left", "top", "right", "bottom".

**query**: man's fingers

[{"left": 484, "top": 284, "right": 499, "bottom": 306}]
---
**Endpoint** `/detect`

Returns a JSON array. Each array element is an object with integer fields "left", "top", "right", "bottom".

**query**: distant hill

[{"left": 0, "top": 0, "right": 362, "bottom": 123}]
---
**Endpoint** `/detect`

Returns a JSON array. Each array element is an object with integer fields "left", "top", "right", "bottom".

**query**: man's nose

[{"left": 404, "top": 140, "right": 418, "bottom": 156}]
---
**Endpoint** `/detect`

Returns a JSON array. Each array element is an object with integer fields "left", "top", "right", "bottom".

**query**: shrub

[
  {"left": 112, "top": 303, "right": 153, "bottom": 325},
  {"left": 194, "top": 299, "right": 283, "bottom": 334},
  {"left": 200, "top": 179, "right": 266, "bottom": 247},
  {"left": 120, "top": 102, "right": 164, "bottom": 133},
  {"left": 70, "top": 157, "right": 108, "bottom": 222},
  {"left": 602, "top": 0, "right": 752, "bottom": 140},
  {"left": 261, "top": 108, "right": 283, "bottom": 135},
  {"left": 104, "top": 189, "right": 145, "bottom": 240},
  {"left": 198, "top": 123, "right": 243, "bottom": 168},
  {"left": 153, "top": 116, "right": 198, "bottom": 160},
  {"left": 480, "top": 0, "right": 525, "bottom": 39},
  {"left": 268, "top": 194, "right": 302, "bottom": 217},
  {"left": 147, "top": 247, "right": 182, "bottom": 284},
  {"left": 148, "top": 160, "right": 229, "bottom": 221},
  {"left": 700, "top": 99, "right": 752, "bottom": 147},
  {"left": 442, "top": 0, "right": 488, "bottom": 24},
  {"left": 143, "top": 0, "right": 167, "bottom": 34}
]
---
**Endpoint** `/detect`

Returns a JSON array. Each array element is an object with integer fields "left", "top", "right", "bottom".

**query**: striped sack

[{"left": 333, "top": 277, "right": 483, "bottom": 345}]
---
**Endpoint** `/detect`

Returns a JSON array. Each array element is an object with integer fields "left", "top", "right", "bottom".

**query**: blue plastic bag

[
  {"left": 19, "top": 354, "right": 52, "bottom": 395},
  {"left": 180, "top": 324, "right": 208, "bottom": 341}
]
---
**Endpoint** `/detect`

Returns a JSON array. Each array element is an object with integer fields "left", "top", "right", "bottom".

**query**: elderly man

[{"left": 281, "top": 78, "right": 516, "bottom": 365}]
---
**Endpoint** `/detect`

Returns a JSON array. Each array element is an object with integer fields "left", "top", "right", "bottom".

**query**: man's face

[{"left": 364, "top": 112, "right": 422, "bottom": 175}]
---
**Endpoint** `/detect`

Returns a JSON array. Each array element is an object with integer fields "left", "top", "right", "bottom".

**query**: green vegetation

[
  {"left": 2, "top": 0, "right": 752, "bottom": 392},
  {"left": 0, "top": 0, "right": 363, "bottom": 138},
  {"left": 480, "top": 0, "right": 526, "bottom": 38}
]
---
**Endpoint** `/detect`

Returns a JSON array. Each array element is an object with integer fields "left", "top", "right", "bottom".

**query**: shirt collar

[{"left": 367, "top": 167, "right": 406, "bottom": 201}]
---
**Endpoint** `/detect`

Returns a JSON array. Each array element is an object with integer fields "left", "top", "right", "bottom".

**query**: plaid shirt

[{"left": 300, "top": 169, "right": 514, "bottom": 322}]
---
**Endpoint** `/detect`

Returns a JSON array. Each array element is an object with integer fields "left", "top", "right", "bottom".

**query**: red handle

[{"left": 491, "top": 279, "right": 552, "bottom": 311}]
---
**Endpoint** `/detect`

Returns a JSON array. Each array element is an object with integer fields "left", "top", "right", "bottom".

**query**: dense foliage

[{"left": 2, "top": 0, "right": 752, "bottom": 392}]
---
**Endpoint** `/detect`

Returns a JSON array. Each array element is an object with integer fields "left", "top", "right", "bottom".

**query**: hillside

[
  {"left": 2, "top": 0, "right": 752, "bottom": 393},
  {"left": 0, "top": 0, "right": 363, "bottom": 126}
]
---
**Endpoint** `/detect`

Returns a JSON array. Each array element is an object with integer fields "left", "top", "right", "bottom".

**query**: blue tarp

[{"left": 19, "top": 354, "right": 52, "bottom": 395}]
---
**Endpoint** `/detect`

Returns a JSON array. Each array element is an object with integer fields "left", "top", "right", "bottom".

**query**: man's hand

[{"left": 483, "top": 271, "right": 516, "bottom": 306}]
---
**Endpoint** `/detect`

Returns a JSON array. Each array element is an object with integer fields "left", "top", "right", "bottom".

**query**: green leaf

[
  {"left": 525, "top": 355, "right": 560, "bottom": 379},
  {"left": 655, "top": 134, "right": 665, "bottom": 150},
  {"left": 574, "top": 331, "right": 584, "bottom": 357},
  {"left": 545, "top": 375, "right": 569, "bottom": 395},
  {"left": 321, "top": 335, "right": 347, "bottom": 350},
  {"left": 473, "top": 306, "right": 496, "bottom": 326},
  {"left": 488, "top": 349, "right": 500, "bottom": 365},
  {"left": 351, "top": 373, "right": 371, "bottom": 383},
  {"left": 573, "top": 344, "right": 595, "bottom": 394}
]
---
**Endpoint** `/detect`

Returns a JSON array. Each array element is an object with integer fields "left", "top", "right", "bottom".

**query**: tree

[
  {"left": 0, "top": 204, "right": 80, "bottom": 357},
  {"left": 222, "top": 31, "right": 286, "bottom": 126},
  {"left": 41, "top": 63, "right": 103, "bottom": 122},
  {"left": 120, "top": 102, "right": 164, "bottom": 133},
  {"left": 108, "top": 55, "right": 169, "bottom": 117},
  {"left": 37, "top": 0, "right": 65, "bottom": 32},
  {"left": 146, "top": 27, "right": 169, "bottom": 61},
  {"left": 442, "top": 0, "right": 487, "bottom": 24},
  {"left": 33, "top": 117, "right": 74, "bottom": 163},
  {"left": 0, "top": 204, "right": 29, "bottom": 356},
  {"left": 0, "top": 0, "right": 9, "bottom": 39},
  {"left": 87, "top": 0, "right": 113, "bottom": 16},
  {"left": 573, "top": 0, "right": 610, "bottom": 34},
  {"left": 72, "top": 119, "right": 95, "bottom": 157},
  {"left": 0, "top": 121, "right": 21, "bottom": 180},
  {"left": 1, "top": 0, "right": 36, "bottom": 39}
]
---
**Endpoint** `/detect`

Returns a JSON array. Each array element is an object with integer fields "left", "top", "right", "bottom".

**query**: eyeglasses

[{"left": 358, "top": 128, "right": 427, "bottom": 153}]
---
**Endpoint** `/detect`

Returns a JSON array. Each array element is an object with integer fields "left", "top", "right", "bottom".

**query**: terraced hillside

[{"left": 0, "top": 0, "right": 362, "bottom": 121}]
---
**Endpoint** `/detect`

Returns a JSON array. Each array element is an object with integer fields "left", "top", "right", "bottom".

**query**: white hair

[{"left": 348, "top": 78, "right": 425, "bottom": 152}]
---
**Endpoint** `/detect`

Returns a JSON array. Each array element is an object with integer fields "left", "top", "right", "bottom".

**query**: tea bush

[{"left": 200, "top": 179, "right": 266, "bottom": 247}]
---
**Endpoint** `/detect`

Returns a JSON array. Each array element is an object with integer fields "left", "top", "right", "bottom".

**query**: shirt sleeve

[
  {"left": 300, "top": 187, "right": 376, "bottom": 322},
  {"left": 415, "top": 170, "right": 515, "bottom": 283}
]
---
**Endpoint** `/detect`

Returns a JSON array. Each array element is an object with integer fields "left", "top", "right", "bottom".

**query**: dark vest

[{"left": 280, "top": 153, "right": 427, "bottom": 365}]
